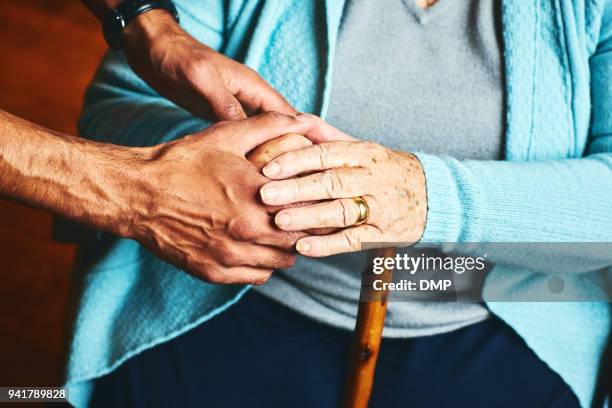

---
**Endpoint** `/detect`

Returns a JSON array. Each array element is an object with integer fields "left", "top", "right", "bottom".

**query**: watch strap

[{"left": 103, "top": 0, "right": 179, "bottom": 49}]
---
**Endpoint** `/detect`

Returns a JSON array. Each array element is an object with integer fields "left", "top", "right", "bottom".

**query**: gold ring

[{"left": 352, "top": 196, "right": 369, "bottom": 226}]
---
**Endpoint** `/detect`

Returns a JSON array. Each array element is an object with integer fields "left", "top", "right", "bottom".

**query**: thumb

[
  {"left": 206, "top": 82, "right": 247, "bottom": 121},
  {"left": 237, "top": 77, "right": 298, "bottom": 116}
]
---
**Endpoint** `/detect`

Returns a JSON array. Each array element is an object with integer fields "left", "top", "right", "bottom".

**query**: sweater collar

[
  {"left": 320, "top": 0, "right": 536, "bottom": 162},
  {"left": 319, "top": 0, "right": 347, "bottom": 118}
]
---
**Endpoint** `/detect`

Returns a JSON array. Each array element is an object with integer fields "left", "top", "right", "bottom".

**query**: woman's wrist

[{"left": 411, "top": 152, "right": 463, "bottom": 244}]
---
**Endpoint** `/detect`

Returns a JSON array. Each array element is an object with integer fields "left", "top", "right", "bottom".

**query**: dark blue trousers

[{"left": 90, "top": 292, "right": 579, "bottom": 408}]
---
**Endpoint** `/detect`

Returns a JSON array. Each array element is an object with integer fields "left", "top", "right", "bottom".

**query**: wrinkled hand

[
  {"left": 258, "top": 120, "right": 428, "bottom": 257},
  {"left": 247, "top": 125, "right": 349, "bottom": 236},
  {"left": 128, "top": 113, "right": 325, "bottom": 284},
  {"left": 122, "top": 10, "right": 295, "bottom": 120}
]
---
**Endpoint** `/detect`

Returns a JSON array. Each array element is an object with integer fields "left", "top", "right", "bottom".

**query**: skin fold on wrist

[
  {"left": 42, "top": 137, "right": 154, "bottom": 240},
  {"left": 122, "top": 8, "right": 181, "bottom": 47},
  {"left": 76, "top": 142, "right": 158, "bottom": 240}
]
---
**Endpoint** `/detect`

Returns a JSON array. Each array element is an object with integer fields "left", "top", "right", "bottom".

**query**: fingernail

[
  {"left": 260, "top": 187, "right": 277, "bottom": 203},
  {"left": 276, "top": 213, "right": 291, "bottom": 228},
  {"left": 296, "top": 240, "right": 311, "bottom": 253},
  {"left": 263, "top": 162, "right": 280, "bottom": 177}
]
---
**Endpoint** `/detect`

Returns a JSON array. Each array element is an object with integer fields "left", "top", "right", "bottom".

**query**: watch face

[{"left": 103, "top": 10, "right": 125, "bottom": 49}]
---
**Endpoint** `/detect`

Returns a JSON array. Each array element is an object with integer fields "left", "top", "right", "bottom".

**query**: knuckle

[
  {"left": 275, "top": 253, "right": 297, "bottom": 269},
  {"left": 322, "top": 171, "right": 345, "bottom": 197},
  {"left": 312, "top": 143, "right": 331, "bottom": 168},
  {"left": 366, "top": 142, "right": 386, "bottom": 157},
  {"left": 262, "top": 111, "right": 285, "bottom": 122},
  {"left": 363, "top": 141, "right": 379, "bottom": 150},
  {"left": 219, "top": 98, "right": 243, "bottom": 119},
  {"left": 218, "top": 250, "right": 241, "bottom": 268},
  {"left": 338, "top": 199, "right": 355, "bottom": 226},
  {"left": 269, "top": 230, "right": 300, "bottom": 250},
  {"left": 249, "top": 271, "right": 273, "bottom": 286},
  {"left": 260, "top": 111, "right": 294, "bottom": 125},
  {"left": 203, "top": 265, "right": 231, "bottom": 284},
  {"left": 228, "top": 218, "right": 258, "bottom": 241},
  {"left": 245, "top": 66, "right": 263, "bottom": 81},
  {"left": 286, "top": 180, "right": 302, "bottom": 202},
  {"left": 299, "top": 113, "right": 322, "bottom": 127}
]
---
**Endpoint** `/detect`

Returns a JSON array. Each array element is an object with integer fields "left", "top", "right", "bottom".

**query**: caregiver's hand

[
  {"left": 122, "top": 9, "right": 295, "bottom": 120},
  {"left": 126, "top": 113, "right": 319, "bottom": 284},
  {"left": 259, "top": 139, "right": 428, "bottom": 257},
  {"left": 247, "top": 133, "right": 313, "bottom": 170}
]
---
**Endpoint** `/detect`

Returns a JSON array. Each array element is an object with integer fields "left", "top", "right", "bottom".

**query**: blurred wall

[{"left": 0, "top": 0, "right": 106, "bottom": 386}]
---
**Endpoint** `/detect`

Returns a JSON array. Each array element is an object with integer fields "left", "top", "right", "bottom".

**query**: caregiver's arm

[
  {"left": 0, "top": 110, "right": 318, "bottom": 284},
  {"left": 0, "top": 109, "right": 144, "bottom": 235},
  {"left": 81, "top": 0, "right": 295, "bottom": 120}
]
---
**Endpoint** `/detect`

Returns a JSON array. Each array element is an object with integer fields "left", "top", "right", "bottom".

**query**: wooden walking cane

[
  {"left": 247, "top": 135, "right": 395, "bottom": 406},
  {"left": 343, "top": 247, "right": 396, "bottom": 408}
]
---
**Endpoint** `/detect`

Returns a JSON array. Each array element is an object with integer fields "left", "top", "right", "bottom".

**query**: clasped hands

[
  {"left": 121, "top": 13, "right": 427, "bottom": 284},
  {"left": 129, "top": 113, "right": 427, "bottom": 285}
]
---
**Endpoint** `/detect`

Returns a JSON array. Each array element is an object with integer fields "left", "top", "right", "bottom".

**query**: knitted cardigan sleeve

[{"left": 414, "top": 2, "right": 612, "bottom": 271}]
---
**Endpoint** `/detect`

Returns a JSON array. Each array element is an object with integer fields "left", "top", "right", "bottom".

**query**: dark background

[
  {"left": 0, "top": 1, "right": 610, "bottom": 405},
  {"left": 0, "top": 0, "right": 106, "bottom": 387}
]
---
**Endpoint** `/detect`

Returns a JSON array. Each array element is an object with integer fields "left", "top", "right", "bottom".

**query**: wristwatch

[{"left": 103, "top": 0, "right": 179, "bottom": 49}]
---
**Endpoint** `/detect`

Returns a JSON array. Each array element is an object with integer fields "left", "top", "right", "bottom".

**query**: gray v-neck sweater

[{"left": 255, "top": 0, "right": 504, "bottom": 337}]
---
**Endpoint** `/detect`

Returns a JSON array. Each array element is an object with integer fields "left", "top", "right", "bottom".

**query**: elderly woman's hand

[
  {"left": 247, "top": 132, "right": 341, "bottom": 236},
  {"left": 258, "top": 136, "right": 428, "bottom": 257}
]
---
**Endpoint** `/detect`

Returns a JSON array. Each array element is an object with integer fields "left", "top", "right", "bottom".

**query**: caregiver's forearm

[
  {"left": 80, "top": 0, "right": 295, "bottom": 121},
  {"left": 81, "top": 0, "right": 177, "bottom": 34},
  {"left": 81, "top": 0, "right": 179, "bottom": 48},
  {"left": 0, "top": 110, "right": 148, "bottom": 237},
  {"left": 0, "top": 110, "right": 324, "bottom": 283}
]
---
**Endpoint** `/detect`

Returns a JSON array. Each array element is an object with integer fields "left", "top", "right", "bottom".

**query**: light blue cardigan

[{"left": 66, "top": 1, "right": 612, "bottom": 406}]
